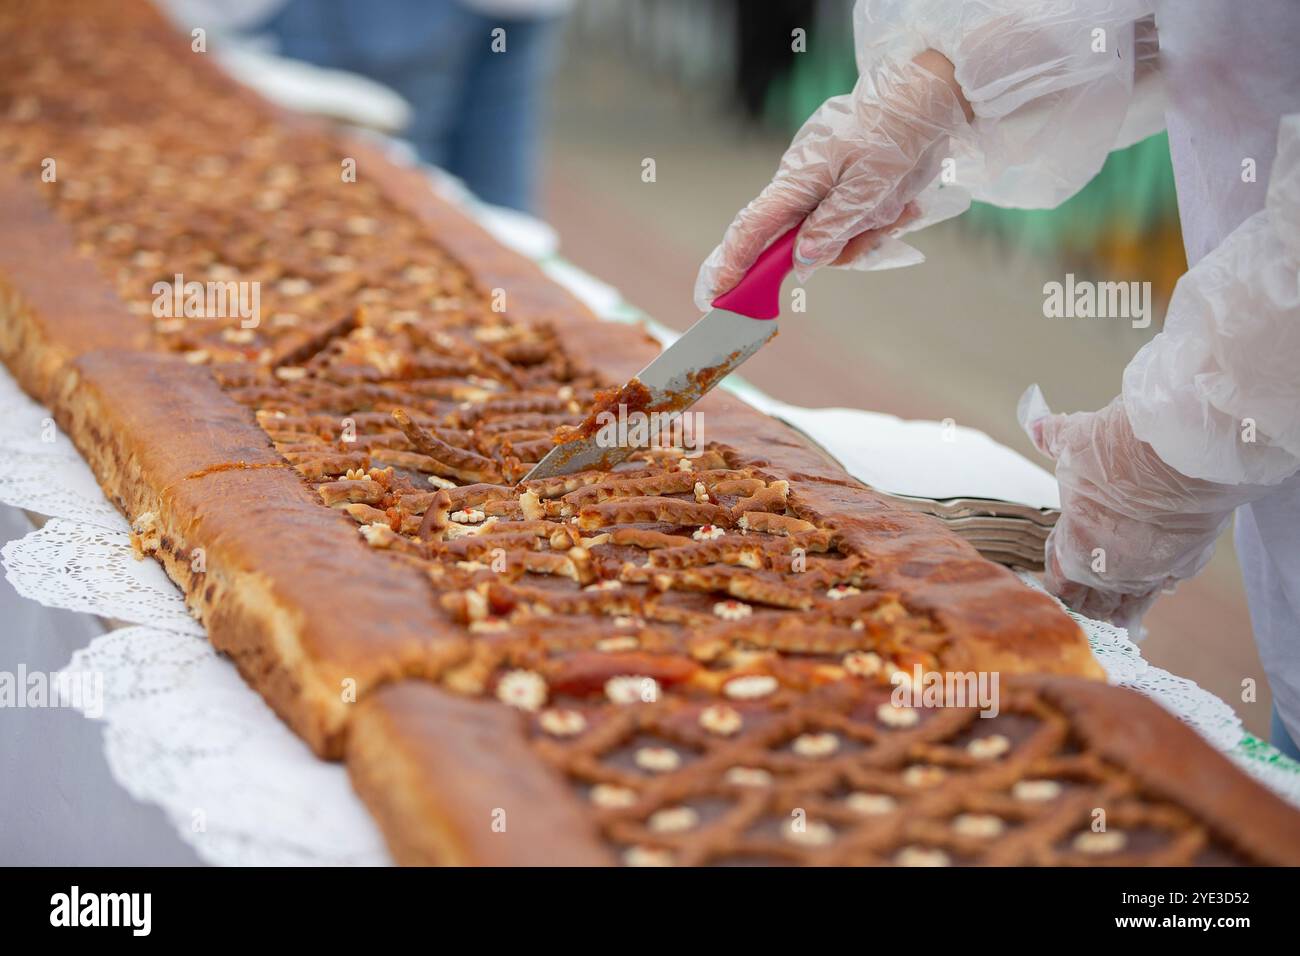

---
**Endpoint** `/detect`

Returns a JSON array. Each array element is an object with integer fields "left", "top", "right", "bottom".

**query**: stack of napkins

[
  {"left": 725, "top": 395, "right": 1061, "bottom": 571},
  {"left": 869, "top": 492, "right": 1056, "bottom": 570}
]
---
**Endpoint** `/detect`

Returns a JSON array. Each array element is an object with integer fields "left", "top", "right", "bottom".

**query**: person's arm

[
  {"left": 696, "top": 0, "right": 1159, "bottom": 309},
  {"left": 1022, "top": 114, "right": 1300, "bottom": 637},
  {"left": 911, "top": 49, "right": 972, "bottom": 122}
]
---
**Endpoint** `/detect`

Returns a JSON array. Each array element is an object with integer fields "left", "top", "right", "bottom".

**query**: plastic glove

[
  {"left": 697, "top": 1, "right": 1161, "bottom": 310},
  {"left": 1020, "top": 113, "right": 1300, "bottom": 639},
  {"left": 1019, "top": 387, "right": 1270, "bottom": 641},
  {"left": 693, "top": 56, "right": 970, "bottom": 311},
  {"left": 855, "top": 0, "right": 1158, "bottom": 207}
]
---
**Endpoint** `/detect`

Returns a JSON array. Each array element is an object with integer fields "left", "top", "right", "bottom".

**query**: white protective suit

[
  {"left": 696, "top": 1, "right": 1300, "bottom": 742},
  {"left": 1136, "top": 2, "right": 1300, "bottom": 747}
]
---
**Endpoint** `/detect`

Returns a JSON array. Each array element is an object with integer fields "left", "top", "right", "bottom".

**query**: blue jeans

[{"left": 264, "top": 0, "right": 561, "bottom": 212}]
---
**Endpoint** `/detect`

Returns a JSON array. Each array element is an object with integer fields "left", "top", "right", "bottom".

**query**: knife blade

[{"left": 522, "top": 224, "right": 799, "bottom": 482}]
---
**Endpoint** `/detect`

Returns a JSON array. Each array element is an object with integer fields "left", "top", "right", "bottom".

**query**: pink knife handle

[{"left": 710, "top": 224, "right": 800, "bottom": 320}]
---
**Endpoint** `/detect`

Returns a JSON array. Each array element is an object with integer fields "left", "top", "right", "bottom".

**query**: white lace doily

[
  {"left": 59, "top": 625, "right": 387, "bottom": 866},
  {"left": 0, "top": 367, "right": 391, "bottom": 865},
  {"left": 0, "top": 378, "right": 125, "bottom": 530},
  {"left": 3, "top": 187, "right": 1297, "bottom": 867},
  {"left": 4, "top": 519, "right": 204, "bottom": 636}
]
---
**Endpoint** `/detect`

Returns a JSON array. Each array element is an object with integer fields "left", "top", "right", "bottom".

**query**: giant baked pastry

[
  {"left": 0, "top": 0, "right": 1099, "bottom": 753},
  {"left": 2, "top": 0, "right": 1298, "bottom": 866}
]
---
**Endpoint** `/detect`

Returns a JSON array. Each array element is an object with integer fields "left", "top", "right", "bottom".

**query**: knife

[{"left": 522, "top": 223, "right": 799, "bottom": 482}]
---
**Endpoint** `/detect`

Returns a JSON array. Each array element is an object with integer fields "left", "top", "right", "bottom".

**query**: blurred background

[{"left": 175, "top": 0, "right": 1263, "bottom": 732}]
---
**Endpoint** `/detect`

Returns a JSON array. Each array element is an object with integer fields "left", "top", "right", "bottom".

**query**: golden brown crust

[
  {"left": 55, "top": 350, "right": 468, "bottom": 757},
  {"left": 0, "top": 175, "right": 151, "bottom": 403},
  {"left": 1029, "top": 676, "right": 1300, "bottom": 866},
  {"left": 349, "top": 683, "right": 614, "bottom": 866}
]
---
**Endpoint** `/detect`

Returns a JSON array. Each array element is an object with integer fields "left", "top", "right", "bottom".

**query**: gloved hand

[
  {"left": 1019, "top": 113, "right": 1300, "bottom": 639},
  {"left": 693, "top": 54, "right": 971, "bottom": 311},
  {"left": 1019, "top": 387, "right": 1261, "bottom": 640}
]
